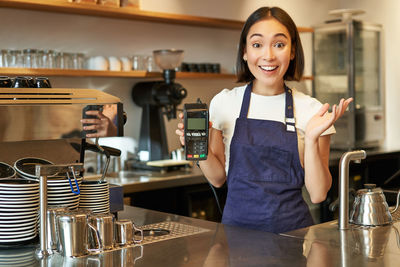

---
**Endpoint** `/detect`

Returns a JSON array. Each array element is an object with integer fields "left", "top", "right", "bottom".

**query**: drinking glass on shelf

[
  {"left": 76, "top": 53, "right": 85, "bottom": 69},
  {"left": 144, "top": 55, "right": 159, "bottom": 72},
  {"left": 56, "top": 52, "right": 72, "bottom": 69},
  {"left": 64, "top": 53, "right": 73, "bottom": 69},
  {"left": 4, "top": 50, "right": 23, "bottom": 68},
  {"left": 71, "top": 53, "right": 86, "bottom": 69},
  {"left": 43, "top": 50, "right": 56, "bottom": 69},
  {"left": 37, "top": 50, "right": 44, "bottom": 68},
  {"left": 55, "top": 52, "right": 64, "bottom": 69},
  {"left": 13, "top": 50, "right": 24, "bottom": 68},
  {"left": 1, "top": 49, "right": 10, "bottom": 67},
  {"left": 71, "top": 53, "right": 79, "bottom": 69},
  {"left": 131, "top": 55, "right": 144, "bottom": 71},
  {"left": 0, "top": 50, "right": 5, "bottom": 68},
  {"left": 23, "top": 49, "right": 39, "bottom": 68}
]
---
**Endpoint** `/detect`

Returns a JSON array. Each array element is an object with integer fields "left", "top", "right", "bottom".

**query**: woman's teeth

[{"left": 260, "top": 66, "right": 278, "bottom": 71}]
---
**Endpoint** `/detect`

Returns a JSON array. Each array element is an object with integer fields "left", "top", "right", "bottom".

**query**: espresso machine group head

[{"left": 132, "top": 49, "right": 187, "bottom": 161}]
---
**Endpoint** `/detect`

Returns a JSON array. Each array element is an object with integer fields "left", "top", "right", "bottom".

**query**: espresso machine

[
  {"left": 0, "top": 87, "right": 125, "bottom": 254},
  {"left": 132, "top": 49, "right": 187, "bottom": 162}
]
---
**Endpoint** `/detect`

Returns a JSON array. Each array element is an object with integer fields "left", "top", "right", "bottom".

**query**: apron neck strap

[
  {"left": 239, "top": 83, "right": 252, "bottom": 118},
  {"left": 284, "top": 84, "right": 294, "bottom": 120},
  {"left": 284, "top": 84, "right": 296, "bottom": 132}
]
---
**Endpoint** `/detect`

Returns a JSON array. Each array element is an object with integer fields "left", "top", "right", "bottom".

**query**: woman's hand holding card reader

[{"left": 184, "top": 103, "right": 209, "bottom": 160}]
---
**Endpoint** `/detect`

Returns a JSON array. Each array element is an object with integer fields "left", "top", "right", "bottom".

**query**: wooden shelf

[
  {"left": 0, "top": 67, "right": 236, "bottom": 79},
  {"left": 0, "top": 0, "right": 314, "bottom": 32},
  {"left": 0, "top": 67, "right": 313, "bottom": 80}
]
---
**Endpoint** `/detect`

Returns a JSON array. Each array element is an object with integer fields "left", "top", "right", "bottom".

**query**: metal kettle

[{"left": 350, "top": 183, "right": 400, "bottom": 226}]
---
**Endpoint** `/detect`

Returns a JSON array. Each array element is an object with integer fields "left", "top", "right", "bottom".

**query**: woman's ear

[
  {"left": 290, "top": 46, "right": 295, "bottom": 60},
  {"left": 243, "top": 47, "right": 248, "bottom": 62}
]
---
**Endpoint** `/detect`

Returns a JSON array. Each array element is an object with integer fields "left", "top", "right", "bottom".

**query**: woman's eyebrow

[
  {"left": 274, "top": 33, "right": 288, "bottom": 39},
  {"left": 249, "top": 33, "right": 263, "bottom": 39},
  {"left": 249, "top": 32, "right": 288, "bottom": 39}
]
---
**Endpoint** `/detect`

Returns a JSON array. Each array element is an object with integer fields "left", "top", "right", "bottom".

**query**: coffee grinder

[{"left": 132, "top": 49, "right": 187, "bottom": 162}]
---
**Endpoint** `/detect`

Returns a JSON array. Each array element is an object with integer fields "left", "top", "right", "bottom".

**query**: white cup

[
  {"left": 108, "top": 56, "right": 122, "bottom": 71},
  {"left": 86, "top": 56, "right": 109, "bottom": 71},
  {"left": 120, "top": 57, "right": 132, "bottom": 71}
]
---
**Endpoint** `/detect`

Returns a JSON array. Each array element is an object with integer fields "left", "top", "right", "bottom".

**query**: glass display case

[{"left": 313, "top": 19, "right": 384, "bottom": 149}]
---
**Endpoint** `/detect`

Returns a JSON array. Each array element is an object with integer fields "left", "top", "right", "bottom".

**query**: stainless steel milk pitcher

[{"left": 57, "top": 212, "right": 101, "bottom": 257}]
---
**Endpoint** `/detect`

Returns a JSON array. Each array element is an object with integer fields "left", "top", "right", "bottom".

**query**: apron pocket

[{"left": 232, "top": 144, "right": 292, "bottom": 184}]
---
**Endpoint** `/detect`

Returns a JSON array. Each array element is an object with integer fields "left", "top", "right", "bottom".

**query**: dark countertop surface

[{"left": 5, "top": 205, "right": 400, "bottom": 266}]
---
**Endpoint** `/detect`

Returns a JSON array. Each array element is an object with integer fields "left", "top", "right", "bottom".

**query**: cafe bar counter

[{"left": 6, "top": 205, "right": 400, "bottom": 267}]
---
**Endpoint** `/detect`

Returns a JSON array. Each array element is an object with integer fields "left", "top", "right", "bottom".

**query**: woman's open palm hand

[{"left": 305, "top": 98, "right": 353, "bottom": 142}]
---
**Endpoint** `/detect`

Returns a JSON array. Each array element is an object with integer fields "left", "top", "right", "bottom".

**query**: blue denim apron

[{"left": 221, "top": 83, "right": 314, "bottom": 233}]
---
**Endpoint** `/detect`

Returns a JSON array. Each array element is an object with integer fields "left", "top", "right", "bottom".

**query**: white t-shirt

[{"left": 210, "top": 84, "right": 335, "bottom": 174}]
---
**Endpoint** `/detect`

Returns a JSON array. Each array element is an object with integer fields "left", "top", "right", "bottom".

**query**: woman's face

[{"left": 243, "top": 18, "right": 294, "bottom": 94}]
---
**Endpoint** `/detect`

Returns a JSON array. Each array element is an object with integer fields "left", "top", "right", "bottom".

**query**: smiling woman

[{"left": 175, "top": 6, "right": 352, "bottom": 233}]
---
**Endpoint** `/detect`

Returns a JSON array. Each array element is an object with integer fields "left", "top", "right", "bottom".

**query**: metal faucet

[{"left": 338, "top": 150, "right": 366, "bottom": 230}]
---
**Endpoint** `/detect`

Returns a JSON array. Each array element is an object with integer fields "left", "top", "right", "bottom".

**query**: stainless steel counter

[
  {"left": 3, "top": 206, "right": 400, "bottom": 266},
  {"left": 105, "top": 166, "right": 206, "bottom": 194},
  {"left": 283, "top": 220, "right": 400, "bottom": 266}
]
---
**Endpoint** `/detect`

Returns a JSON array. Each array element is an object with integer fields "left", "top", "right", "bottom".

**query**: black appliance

[{"left": 132, "top": 49, "right": 187, "bottom": 161}]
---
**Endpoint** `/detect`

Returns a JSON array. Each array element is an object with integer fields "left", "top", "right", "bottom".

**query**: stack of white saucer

[
  {"left": 47, "top": 176, "right": 82, "bottom": 210},
  {"left": 78, "top": 180, "right": 110, "bottom": 214},
  {"left": 0, "top": 179, "right": 39, "bottom": 245}
]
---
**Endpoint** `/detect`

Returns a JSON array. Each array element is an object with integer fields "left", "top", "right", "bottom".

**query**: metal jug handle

[
  {"left": 66, "top": 166, "right": 80, "bottom": 195},
  {"left": 132, "top": 222, "right": 144, "bottom": 244},
  {"left": 87, "top": 222, "right": 103, "bottom": 252},
  {"left": 389, "top": 189, "right": 400, "bottom": 215}
]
